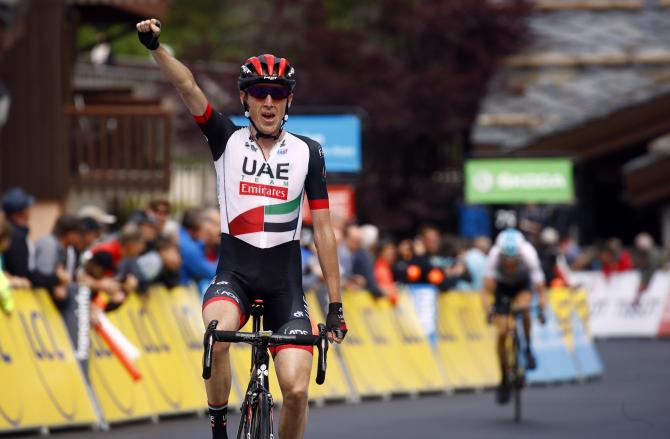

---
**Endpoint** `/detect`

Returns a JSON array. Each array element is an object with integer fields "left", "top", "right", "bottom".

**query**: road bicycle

[
  {"left": 202, "top": 300, "right": 328, "bottom": 439},
  {"left": 502, "top": 306, "right": 544, "bottom": 423}
]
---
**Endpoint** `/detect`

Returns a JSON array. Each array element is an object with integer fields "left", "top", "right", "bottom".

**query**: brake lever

[
  {"left": 316, "top": 323, "right": 328, "bottom": 385},
  {"left": 202, "top": 320, "right": 218, "bottom": 380}
]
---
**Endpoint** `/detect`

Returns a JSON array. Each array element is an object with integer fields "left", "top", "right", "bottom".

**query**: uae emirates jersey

[{"left": 194, "top": 103, "right": 329, "bottom": 250}]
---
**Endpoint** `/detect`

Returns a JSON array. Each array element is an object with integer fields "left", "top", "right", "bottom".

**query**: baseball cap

[
  {"left": 77, "top": 205, "right": 116, "bottom": 225},
  {"left": 2, "top": 187, "right": 34, "bottom": 214}
]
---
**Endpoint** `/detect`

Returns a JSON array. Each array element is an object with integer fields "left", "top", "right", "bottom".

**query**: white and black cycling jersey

[
  {"left": 195, "top": 104, "right": 328, "bottom": 289},
  {"left": 484, "top": 241, "right": 545, "bottom": 286},
  {"left": 195, "top": 103, "right": 329, "bottom": 334},
  {"left": 195, "top": 103, "right": 329, "bottom": 250}
]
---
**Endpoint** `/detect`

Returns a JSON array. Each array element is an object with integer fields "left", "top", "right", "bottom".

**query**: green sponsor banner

[{"left": 465, "top": 159, "right": 574, "bottom": 204}]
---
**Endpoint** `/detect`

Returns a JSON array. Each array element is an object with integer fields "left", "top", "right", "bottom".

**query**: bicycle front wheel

[{"left": 249, "top": 392, "right": 272, "bottom": 439}]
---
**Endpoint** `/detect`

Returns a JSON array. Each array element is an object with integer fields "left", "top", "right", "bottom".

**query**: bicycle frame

[
  {"left": 237, "top": 301, "right": 275, "bottom": 439},
  {"left": 202, "top": 300, "right": 327, "bottom": 439}
]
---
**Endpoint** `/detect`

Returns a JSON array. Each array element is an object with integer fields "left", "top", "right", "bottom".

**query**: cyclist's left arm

[
  {"left": 312, "top": 210, "right": 340, "bottom": 304},
  {"left": 304, "top": 138, "right": 347, "bottom": 343}
]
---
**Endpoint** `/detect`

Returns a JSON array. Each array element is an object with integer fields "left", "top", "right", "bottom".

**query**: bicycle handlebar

[
  {"left": 202, "top": 321, "right": 328, "bottom": 384},
  {"left": 487, "top": 305, "right": 546, "bottom": 324}
]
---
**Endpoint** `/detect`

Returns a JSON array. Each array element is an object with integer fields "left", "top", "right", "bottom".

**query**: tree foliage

[
  {"left": 221, "top": 0, "right": 530, "bottom": 234},
  {"left": 81, "top": 0, "right": 530, "bottom": 234}
]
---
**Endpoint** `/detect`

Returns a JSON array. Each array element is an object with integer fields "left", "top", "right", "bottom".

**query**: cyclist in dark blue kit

[{"left": 137, "top": 19, "right": 348, "bottom": 439}]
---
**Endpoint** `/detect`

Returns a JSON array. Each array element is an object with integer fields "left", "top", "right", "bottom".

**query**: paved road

[{"left": 16, "top": 340, "right": 670, "bottom": 439}]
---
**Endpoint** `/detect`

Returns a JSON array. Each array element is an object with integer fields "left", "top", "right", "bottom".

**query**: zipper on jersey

[{"left": 250, "top": 133, "right": 285, "bottom": 162}]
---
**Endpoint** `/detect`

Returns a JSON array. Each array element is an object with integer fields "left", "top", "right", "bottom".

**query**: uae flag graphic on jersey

[{"left": 229, "top": 192, "right": 302, "bottom": 236}]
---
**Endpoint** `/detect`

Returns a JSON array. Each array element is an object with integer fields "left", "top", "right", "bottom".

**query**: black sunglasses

[{"left": 247, "top": 85, "right": 291, "bottom": 100}]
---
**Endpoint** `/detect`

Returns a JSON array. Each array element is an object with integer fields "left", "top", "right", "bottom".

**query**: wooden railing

[{"left": 66, "top": 104, "right": 172, "bottom": 191}]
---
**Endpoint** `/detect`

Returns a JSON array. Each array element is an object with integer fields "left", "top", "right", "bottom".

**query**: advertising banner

[
  {"left": 0, "top": 290, "right": 97, "bottom": 432},
  {"left": 389, "top": 292, "right": 447, "bottom": 392},
  {"left": 526, "top": 302, "right": 579, "bottom": 383},
  {"left": 658, "top": 287, "right": 670, "bottom": 337},
  {"left": 436, "top": 293, "right": 499, "bottom": 389},
  {"left": 305, "top": 292, "right": 354, "bottom": 401},
  {"left": 151, "top": 288, "right": 241, "bottom": 407},
  {"left": 302, "top": 184, "right": 356, "bottom": 225},
  {"left": 408, "top": 284, "right": 438, "bottom": 345},
  {"left": 465, "top": 158, "right": 574, "bottom": 204},
  {"left": 338, "top": 290, "right": 399, "bottom": 396},
  {"left": 572, "top": 271, "right": 669, "bottom": 338}
]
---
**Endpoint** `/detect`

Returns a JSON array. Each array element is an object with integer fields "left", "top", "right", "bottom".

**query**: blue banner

[
  {"left": 571, "top": 312, "right": 604, "bottom": 378},
  {"left": 407, "top": 284, "right": 438, "bottom": 346},
  {"left": 230, "top": 114, "right": 362, "bottom": 173},
  {"left": 526, "top": 306, "right": 579, "bottom": 383}
]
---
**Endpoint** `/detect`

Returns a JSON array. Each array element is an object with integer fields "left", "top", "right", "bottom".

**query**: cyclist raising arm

[
  {"left": 481, "top": 228, "right": 546, "bottom": 405},
  {"left": 136, "top": 19, "right": 347, "bottom": 439}
]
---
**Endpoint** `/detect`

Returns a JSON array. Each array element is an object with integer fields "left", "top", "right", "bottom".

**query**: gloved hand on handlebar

[{"left": 326, "top": 302, "right": 348, "bottom": 343}]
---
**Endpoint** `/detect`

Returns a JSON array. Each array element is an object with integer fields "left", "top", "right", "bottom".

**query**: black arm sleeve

[
  {"left": 28, "top": 270, "right": 60, "bottom": 289},
  {"left": 295, "top": 134, "right": 329, "bottom": 209},
  {"left": 194, "top": 103, "right": 240, "bottom": 161}
]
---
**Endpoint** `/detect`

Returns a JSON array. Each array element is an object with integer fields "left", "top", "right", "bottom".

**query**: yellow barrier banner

[
  {"left": 549, "top": 288, "right": 575, "bottom": 351},
  {"left": 436, "top": 292, "right": 499, "bottom": 389},
  {"left": 0, "top": 290, "right": 97, "bottom": 433},
  {"left": 88, "top": 308, "right": 155, "bottom": 423},
  {"left": 305, "top": 291, "right": 352, "bottom": 401},
  {"left": 392, "top": 291, "right": 447, "bottom": 392},
  {"left": 337, "top": 290, "right": 447, "bottom": 396},
  {"left": 150, "top": 287, "right": 241, "bottom": 407},
  {"left": 338, "top": 291, "right": 398, "bottom": 396},
  {"left": 123, "top": 293, "right": 207, "bottom": 414},
  {"left": 89, "top": 291, "right": 212, "bottom": 422},
  {"left": 455, "top": 294, "right": 500, "bottom": 386},
  {"left": 571, "top": 289, "right": 593, "bottom": 337}
]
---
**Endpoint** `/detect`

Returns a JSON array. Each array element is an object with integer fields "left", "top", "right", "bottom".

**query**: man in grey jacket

[{"left": 34, "top": 214, "right": 83, "bottom": 304}]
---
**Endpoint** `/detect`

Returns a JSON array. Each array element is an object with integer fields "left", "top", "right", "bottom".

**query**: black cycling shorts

[
  {"left": 202, "top": 273, "right": 313, "bottom": 355},
  {"left": 493, "top": 276, "right": 532, "bottom": 316}
]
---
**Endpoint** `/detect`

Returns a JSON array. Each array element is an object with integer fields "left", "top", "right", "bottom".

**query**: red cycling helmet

[{"left": 238, "top": 54, "right": 296, "bottom": 92}]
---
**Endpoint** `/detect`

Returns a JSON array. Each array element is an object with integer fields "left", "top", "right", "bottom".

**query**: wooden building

[{"left": 0, "top": 0, "right": 172, "bottom": 208}]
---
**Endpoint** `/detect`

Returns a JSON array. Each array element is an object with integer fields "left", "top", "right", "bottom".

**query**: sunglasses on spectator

[{"left": 247, "top": 86, "right": 291, "bottom": 100}]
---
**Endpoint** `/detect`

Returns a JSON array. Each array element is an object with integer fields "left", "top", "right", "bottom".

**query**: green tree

[{"left": 78, "top": 0, "right": 528, "bottom": 234}]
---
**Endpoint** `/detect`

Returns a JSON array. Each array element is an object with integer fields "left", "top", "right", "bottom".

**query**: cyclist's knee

[
  {"left": 282, "top": 383, "right": 309, "bottom": 407},
  {"left": 212, "top": 341, "right": 231, "bottom": 357}
]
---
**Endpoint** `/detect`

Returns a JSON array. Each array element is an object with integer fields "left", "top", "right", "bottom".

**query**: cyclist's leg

[
  {"left": 493, "top": 313, "right": 510, "bottom": 379},
  {"left": 274, "top": 344, "right": 313, "bottom": 439},
  {"left": 201, "top": 273, "right": 250, "bottom": 438},
  {"left": 492, "top": 285, "right": 512, "bottom": 379},
  {"left": 263, "top": 286, "right": 313, "bottom": 439},
  {"left": 493, "top": 284, "right": 513, "bottom": 403},
  {"left": 513, "top": 289, "right": 536, "bottom": 369},
  {"left": 513, "top": 290, "right": 533, "bottom": 347}
]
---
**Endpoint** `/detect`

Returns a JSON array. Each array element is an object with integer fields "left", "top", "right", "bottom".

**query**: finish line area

[{"left": 15, "top": 340, "right": 670, "bottom": 439}]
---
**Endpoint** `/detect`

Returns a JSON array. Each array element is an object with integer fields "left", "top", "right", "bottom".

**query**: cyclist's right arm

[{"left": 136, "top": 19, "right": 208, "bottom": 116}]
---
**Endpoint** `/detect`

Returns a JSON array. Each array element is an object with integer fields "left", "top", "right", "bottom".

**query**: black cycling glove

[
  {"left": 138, "top": 20, "right": 161, "bottom": 50},
  {"left": 326, "top": 302, "right": 348, "bottom": 340}
]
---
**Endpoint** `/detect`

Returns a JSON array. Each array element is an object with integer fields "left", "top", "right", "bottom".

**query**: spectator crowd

[{"left": 2, "top": 186, "right": 669, "bottom": 321}]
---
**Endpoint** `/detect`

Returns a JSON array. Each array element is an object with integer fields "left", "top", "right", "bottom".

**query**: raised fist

[{"left": 136, "top": 19, "right": 161, "bottom": 50}]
